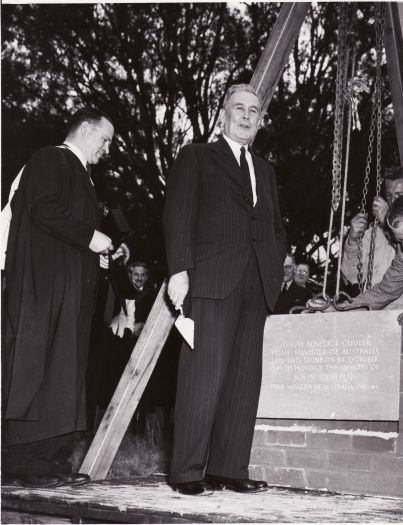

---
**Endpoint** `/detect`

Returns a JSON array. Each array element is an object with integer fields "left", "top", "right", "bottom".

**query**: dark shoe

[
  {"left": 2, "top": 474, "right": 23, "bottom": 487},
  {"left": 171, "top": 480, "right": 213, "bottom": 496},
  {"left": 58, "top": 473, "right": 91, "bottom": 486},
  {"left": 205, "top": 474, "right": 268, "bottom": 493},
  {"left": 15, "top": 474, "right": 64, "bottom": 488},
  {"left": 52, "top": 460, "right": 73, "bottom": 475}
]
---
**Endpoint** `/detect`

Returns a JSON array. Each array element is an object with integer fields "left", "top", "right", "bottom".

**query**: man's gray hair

[{"left": 222, "top": 84, "right": 262, "bottom": 110}]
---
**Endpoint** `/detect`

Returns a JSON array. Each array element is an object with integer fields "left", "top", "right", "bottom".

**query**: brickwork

[
  {"left": 250, "top": 425, "right": 402, "bottom": 497},
  {"left": 249, "top": 315, "right": 403, "bottom": 498}
]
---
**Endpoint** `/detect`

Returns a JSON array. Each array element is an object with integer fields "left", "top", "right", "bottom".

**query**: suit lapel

[{"left": 209, "top": 136, "right": 244, "bottom": 189}]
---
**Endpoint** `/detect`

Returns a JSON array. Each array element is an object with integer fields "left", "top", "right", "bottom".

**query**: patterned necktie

[{"left": 240, "top": 146, "right": 253, "bottom": 205}]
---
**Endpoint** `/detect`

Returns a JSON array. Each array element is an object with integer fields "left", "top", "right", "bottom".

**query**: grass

[{"left": 70, "top": 407, "right": 172, "bottom": 479}]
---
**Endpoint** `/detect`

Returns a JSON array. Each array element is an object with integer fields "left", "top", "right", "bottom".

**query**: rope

[{"left": 336, "top": 50, "right": 356, "bottom": 297}]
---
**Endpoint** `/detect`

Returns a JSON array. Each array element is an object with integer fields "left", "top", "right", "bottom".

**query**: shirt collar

[
  {"left": 223, "top": 134, "right": 250, "bottom": 159},
  {"left": 63, "top": 141, "right": 87, "bottom": 169}
]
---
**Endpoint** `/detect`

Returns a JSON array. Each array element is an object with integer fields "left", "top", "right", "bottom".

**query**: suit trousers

[{"left": 169, "top": 250, "right": 268, "bottom": 483}]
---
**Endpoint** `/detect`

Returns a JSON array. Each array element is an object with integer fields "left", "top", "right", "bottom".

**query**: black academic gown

[{"left": 3, "top": 146, "right": 100, "bottom": 445}]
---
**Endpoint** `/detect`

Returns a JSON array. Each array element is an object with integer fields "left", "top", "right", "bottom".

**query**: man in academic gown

[
  {"left": 3, "top": 107, "right": 114, "bottom": 488},
  {"left": 163, "top": 84, "right": 287, "bottom": 496}
]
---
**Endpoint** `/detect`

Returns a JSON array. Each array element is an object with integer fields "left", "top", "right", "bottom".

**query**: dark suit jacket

[
  {"left": 273, "top": 280, "right": 313, "bottom": 314},
  {"left": 163, "top": 137, "right": 286, "bottom": 311}
]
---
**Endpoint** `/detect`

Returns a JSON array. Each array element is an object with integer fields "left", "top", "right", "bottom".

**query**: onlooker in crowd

[
  {"left": 349, "top": 195, "right": 403, "bottom": 310},
  {"left": 273, "top": 254, "right": 312, "bottom": 314},
  {"left": 341, "top": 166, "right": 403, "bottom": 309},
  {"left": 163, "top": 83, "right": 286, "bottom": 496},
  {"left": 3, "top": 107, "right": 115, "bottom": 488},
  {"left": 96, "top": 260, "right": 157, "bottom": 410},
  {"left": 294, "top": 262, "right": 311, "bottom": 288}
]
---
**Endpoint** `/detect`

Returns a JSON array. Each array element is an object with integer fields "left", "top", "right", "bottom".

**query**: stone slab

[{"left": 257, "top": 311, "right": 401, "bottom": 420}]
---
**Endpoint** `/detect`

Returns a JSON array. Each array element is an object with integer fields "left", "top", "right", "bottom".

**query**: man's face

[
  {"left": 129, "top": 265, "right": 149, "bottom": 290},
  {"left": 294, "top": 264, "right": 310, "bottom": 287},
  {"left": 387, "top": 216, "right": 403, "bottom": 243},
  {"left": 84, "top": 117, "right": 114, "bottom": 165},
  {"left": 283, "top": 256, "right": 295, "bottom": 283},
  {"left": 220, "top": 91, "right": 261, "bottom": 145},
  {"left": 385, "top": 179, "right": 403, "bottom": 206}
]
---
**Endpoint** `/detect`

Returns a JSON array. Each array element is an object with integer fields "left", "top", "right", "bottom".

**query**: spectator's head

[
  {"left": 386, "top": 195, "right": 403, "bottom": 242},
  {"left": 294, "top": 262, "right": 310, "bottom": 287},
  {"left": 127, "top": 261, "right": 150, "bottom": 290},
  {"left": 65, "top": 107, "right": 114, "bottom": 166},
  {"left": 283, "top": 253, "right": 296, "bottom": 284},
  {"left": 220, "top": 84, "right": 262, "bottom": 146},
  {"left": 384, "top": 166, "right": 403, "bottom": 207}
]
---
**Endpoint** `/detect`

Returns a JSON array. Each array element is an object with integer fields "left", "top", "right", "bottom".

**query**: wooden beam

[
  {"left": 385, "top": 2, "right": 403, "bottom": 164},
  {"left": 398, "top": 3, "right": 403, "bottom": 38},
  {"left": 79, "top": 280, "right": 176, "bottom": 480},
  {"left": 250, "top": 2, "right": 310, "bottom": 116}
]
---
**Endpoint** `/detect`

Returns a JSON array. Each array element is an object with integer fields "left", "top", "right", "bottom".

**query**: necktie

[
  {"left": 240, "top": 146, "right": 253, "bottom": 205},
  {"left": 281, "top": 283, "right": 288, "bottom": 294}
]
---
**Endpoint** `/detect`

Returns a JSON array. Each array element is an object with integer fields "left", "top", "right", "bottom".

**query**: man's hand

[
  {"left": 348, "top": 212, "right": 368, "bottom": 243},
  {"left": 99, "top": 242, "right": 130, "bottom": 269},
  {"left": 168, "top": 270, "right": 189, "bottom": 310},
  {"left": 372, "top": 196, "right": 389, "bottom": 225},
  {"left": 133, "top": 322, "right": 144, "bottom": 337},
  {"left": 89, "top": 230, "right": 113, "bottom": 253}
]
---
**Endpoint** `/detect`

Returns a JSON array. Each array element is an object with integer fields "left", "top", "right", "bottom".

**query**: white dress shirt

[
  {"left": 223, "top": 134, "right": 257, "bottom": 206},
  {"left": 63, "top": 141, "right": 87, "bottom": 169}
]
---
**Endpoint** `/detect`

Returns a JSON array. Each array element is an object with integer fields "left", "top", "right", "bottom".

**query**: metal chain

[
  {"left": 366, "top": 2, "right": 385, "bottom": 289},
  {"left": 356, "top": 3, "right": 385, "bottom": 292},
  {"left": 331, "top": 3, "right": 349, "bottom": 214},
  {"left": 323, "top": 3, "right": 351, "bottom": 298}
]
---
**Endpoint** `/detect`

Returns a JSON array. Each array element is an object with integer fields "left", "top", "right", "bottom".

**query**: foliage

[{"left": 1, "top": 2, "right": 399, "bottom": 281}]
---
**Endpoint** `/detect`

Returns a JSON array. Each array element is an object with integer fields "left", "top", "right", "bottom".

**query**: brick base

[{"left": 251, "top": 422, "right": 402, "bottom": 497}]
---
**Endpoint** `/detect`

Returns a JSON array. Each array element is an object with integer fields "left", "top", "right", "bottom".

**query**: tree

[
  {"left": 2, "top": 2, "right": 399, "bottom": 283},
  {"left": 2, "top": 2, "right": 281, "bottom": 275}
]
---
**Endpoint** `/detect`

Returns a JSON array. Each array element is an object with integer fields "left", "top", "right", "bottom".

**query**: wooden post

[
  {"left": 384, "top": 2, "right": 403, "bottom": 164},
  {"left": 250, "top": 2, "right": 310, "bottom": 116},
  {"left": 80, "top": 280, "right": 176, "bottom": 480}
]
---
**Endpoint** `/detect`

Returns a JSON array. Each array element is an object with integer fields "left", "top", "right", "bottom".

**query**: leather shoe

[
  {"left": 2, "top": 474, "right": 23, "bottom": 487},
  {"left": 13, "top": 474, "right": 64, "bottom": 488},
  {"left": 171, "top": 480, "right": 213, "bottom": 496},
  {"left": 205, "top": 474, "right": 268, "bottom": 493},
  {"left": 57, "top": 473, "right": 91, "bottom": 486}
]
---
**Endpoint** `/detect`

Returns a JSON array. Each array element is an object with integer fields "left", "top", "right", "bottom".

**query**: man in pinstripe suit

[
  {"left": 350, "top": 194, "right": 403, "bottom": 310},
  {"left": 163, "top": 84, "right": 287, "bottom": 495}
]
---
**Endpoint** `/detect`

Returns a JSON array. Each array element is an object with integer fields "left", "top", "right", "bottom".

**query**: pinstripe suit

[
  {"left": 351, "top": 246, "right": 403, "bottom": 310},
  {"left": 163, "top": 136, "right": 286, "bottom": 483}
]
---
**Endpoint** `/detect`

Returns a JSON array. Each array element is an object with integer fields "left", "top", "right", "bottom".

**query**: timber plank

[
  {"left": 2, "top": 479, "right": 403, "bottom": 524},
  {"left": 385, "top": 2, "right": 403, "bottom": 164},
  {"left": 250, "top": 2, "right": 310, "bottom": 116},
  {"left": 80, "top": 281, "right": 176, "bottom": 480}
]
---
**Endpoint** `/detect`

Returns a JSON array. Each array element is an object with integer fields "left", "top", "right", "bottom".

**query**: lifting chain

[
  {"left": 331, "top": 3, "right": 349, "bottom": 214},
  {"left": 323, "top": 3, "right": 352, "bottom": 299},
  {"left": 356, "top": 3, "right": 385, "bottom": 292}
]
